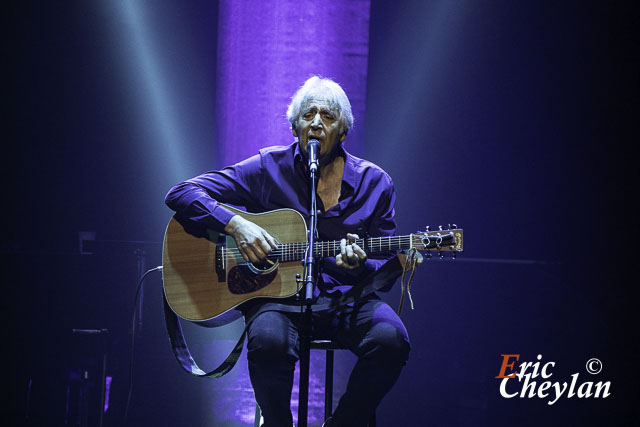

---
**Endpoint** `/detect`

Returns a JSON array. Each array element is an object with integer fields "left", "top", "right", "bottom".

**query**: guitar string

[
  {"left": 221, "top": 236, "right": 421, "bottom": 261},
  {"left": 221, "top": 237, "right": 425, "bottom": 254}
]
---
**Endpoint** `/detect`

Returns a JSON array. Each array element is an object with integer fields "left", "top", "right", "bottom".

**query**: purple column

[
  {"left": 212, "top": 2, "right": 371, "bottom": 425},
  {"left": 215, "top": 0, "right": 371, "bottom": 166}
]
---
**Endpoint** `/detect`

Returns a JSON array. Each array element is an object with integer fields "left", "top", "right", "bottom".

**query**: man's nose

[{"left": 311, "top": 113, "right": 322, "bottom": 128}]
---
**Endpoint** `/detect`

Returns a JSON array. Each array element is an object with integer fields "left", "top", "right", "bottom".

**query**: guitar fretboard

[{"left": 267, "top": 235, "right": 415, "bottom": 263}]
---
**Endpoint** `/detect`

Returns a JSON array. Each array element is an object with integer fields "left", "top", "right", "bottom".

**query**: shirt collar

[{"left": 293, "top": 141, "right": 356, "bottom": 191}]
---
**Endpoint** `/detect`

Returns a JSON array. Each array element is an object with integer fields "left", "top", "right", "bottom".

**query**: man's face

[{"left": 294, "top": 98, "right": 346, "bottom": 161}]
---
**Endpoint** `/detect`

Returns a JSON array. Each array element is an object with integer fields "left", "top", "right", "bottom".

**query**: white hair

[{"left": 286, "top": 76, "right": 354, "bottom": 133}]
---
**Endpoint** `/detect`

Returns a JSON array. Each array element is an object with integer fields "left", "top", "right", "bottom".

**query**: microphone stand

[{"left": 298, "top": 153, "right": 319, "bottom": 427}]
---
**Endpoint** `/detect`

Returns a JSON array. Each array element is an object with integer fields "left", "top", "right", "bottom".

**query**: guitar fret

[{"left": 274, "top": 233, "right": 435, "bottom": 262}]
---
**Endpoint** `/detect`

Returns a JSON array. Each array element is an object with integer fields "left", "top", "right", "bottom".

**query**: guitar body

[
  {"left": 162, "top": 206, "right": 307, "bottom": 326},
  {"left": 163, "top": 204, "right": 463, "bottom": 327}
]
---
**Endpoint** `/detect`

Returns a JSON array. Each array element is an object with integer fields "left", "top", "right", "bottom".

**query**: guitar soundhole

[{"left": 227, "top": 264, "right": 278, "bottom": 294}]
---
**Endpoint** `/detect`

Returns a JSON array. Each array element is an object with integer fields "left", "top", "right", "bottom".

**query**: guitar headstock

[{"left": 410, "top": 225, "right": 463, "bottom": 257}]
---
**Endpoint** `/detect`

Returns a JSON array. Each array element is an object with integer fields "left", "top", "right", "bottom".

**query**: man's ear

[
  {"left": 292, "top": 126, "right": 298, "bottom": 138},
  {"left": 340, "top": 131, "right": 347, "bottom": 142}
]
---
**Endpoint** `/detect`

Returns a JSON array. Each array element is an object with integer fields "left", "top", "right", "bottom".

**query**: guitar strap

[
  {"left": 336, "top": 254, "right": 406, "bottom": 307},
  {"left": 163, "top": 254, "right": 408, "bottom": 378},
  {"left": 162, "top": 293, "right": 247, "bottom": 378},
  {"left": 397, "top": 249, "right": 418, "bottom": 316}
]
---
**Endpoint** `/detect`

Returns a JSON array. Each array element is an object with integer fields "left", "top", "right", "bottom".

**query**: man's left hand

[{"left": 336, "top": 233, "right": 367, "bottom": 270}]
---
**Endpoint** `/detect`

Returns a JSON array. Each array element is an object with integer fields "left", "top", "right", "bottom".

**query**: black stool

[{"left": 254, "top": 339, "right": 376, "bottom": 426}]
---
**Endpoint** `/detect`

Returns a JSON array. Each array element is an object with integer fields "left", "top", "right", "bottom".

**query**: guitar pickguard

[{"left": 227, "top": 264, "right": 278, "bottom": 294}]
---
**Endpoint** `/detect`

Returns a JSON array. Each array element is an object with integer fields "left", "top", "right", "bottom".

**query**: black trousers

[{"left": 246, "top": 296, "right": 410, "bottom": 427}]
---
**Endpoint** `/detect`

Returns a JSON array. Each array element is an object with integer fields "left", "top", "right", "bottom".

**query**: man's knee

[
  {"left": 246, "top": 312, "right": 298, "bottom": 364},
  {"left": 364, "top": 323, "right": 411, "bottom": 364}
]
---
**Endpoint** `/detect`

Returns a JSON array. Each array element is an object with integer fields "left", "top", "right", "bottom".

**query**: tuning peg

[
  {"left": 451, "top": 223, "right": 457, "bottom": 229},
  {"left": 438, "top": 225, "right": 443, "bottom": 231},
  {"left": 452, "top": 251, "right": 457, "bottom": 260},
  {"left": 425, "top": 225, "right": 430, "bottom": 232},
  {"left": 425, "top": 250, "right": 432, "bottom": 258},
  {"left": 438, "top": 250, "right": 443, "bottom": 258}
]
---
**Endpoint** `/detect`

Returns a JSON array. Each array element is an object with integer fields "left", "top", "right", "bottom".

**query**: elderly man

[{"left": 165, "top": 76, "right": 414, "bottom": 427}]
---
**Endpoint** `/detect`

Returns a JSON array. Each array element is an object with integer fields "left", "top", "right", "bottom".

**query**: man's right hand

[{"left": 224, "top": 215, "right": 279, "bottom": 263}]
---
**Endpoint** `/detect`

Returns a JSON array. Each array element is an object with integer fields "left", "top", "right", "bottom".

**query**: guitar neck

[
  {"left": 317, "top": 236, "right": 414, "bottom": 257},
  {"left": 270, "top": 230, "right": 461, "bottom": 262}
]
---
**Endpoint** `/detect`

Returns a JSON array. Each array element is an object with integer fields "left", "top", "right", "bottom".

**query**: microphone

[{"left": 307, "top": 139, "right": 321, "bottom": 173}]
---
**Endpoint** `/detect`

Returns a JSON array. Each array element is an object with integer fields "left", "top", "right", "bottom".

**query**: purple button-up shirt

[{"left": 165, "top": 142, "right": 397, "bottom": 296}]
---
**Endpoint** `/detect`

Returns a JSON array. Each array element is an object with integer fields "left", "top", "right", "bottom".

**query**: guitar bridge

[{"left": 215, "top": 235, "right": 226, "bottom": 283}]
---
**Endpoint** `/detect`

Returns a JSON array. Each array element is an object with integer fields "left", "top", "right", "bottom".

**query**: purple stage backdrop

[{"left": 215, "top": 0, "right": 371, "bottom": 167}]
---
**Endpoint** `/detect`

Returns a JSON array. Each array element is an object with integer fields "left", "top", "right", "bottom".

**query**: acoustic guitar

[{"left": 162, "top": 204, "right": 463, "bottom": 326}]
